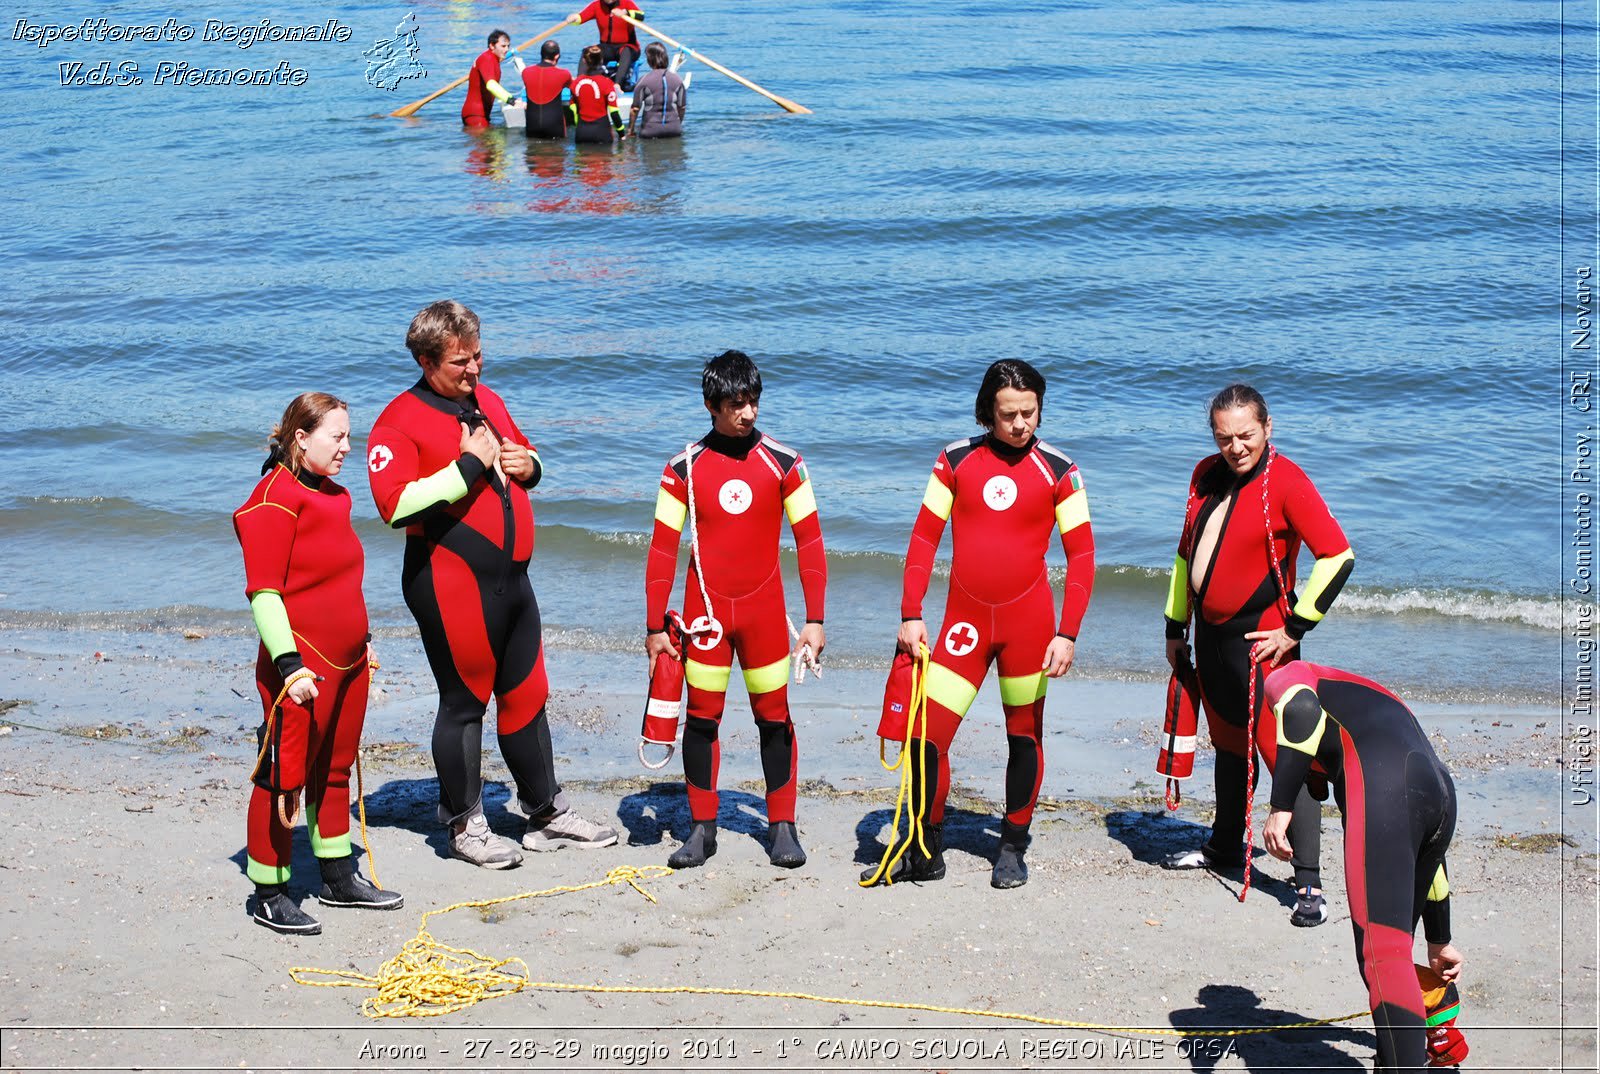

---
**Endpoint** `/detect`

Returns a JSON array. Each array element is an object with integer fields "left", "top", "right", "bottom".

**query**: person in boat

[
  {"left": 367, "top": 301, "right": 617, "bottom": 869},
  {"left": 462, "top": 29, "right": 521, "bottom": 129},
  {"left": 1263, "top": 661, "right": 1467, "bottom": 1071},
  {"left": 570, "top": 45, "right": 627, "bottom": 145},
  {"left": 628, "top": 42, "right": 686, "bottom": 140},
  {"left": 517, "top": 40, "right": 573, "bottom": 139},
  {"left": 869, "top": 359, "right": 1095, "bottom": 890},
  {"left": 644, "top": 350, "right": 828, "bottom": 870},
  {"left": 569, "top": 0, "right": 644, "bottom": 91},
  {"left": 1160, "top": 384, "right": 1353, "bottom": 927},
  {"left": 234, "top": 392, "right": 402, "bottom": 935}
]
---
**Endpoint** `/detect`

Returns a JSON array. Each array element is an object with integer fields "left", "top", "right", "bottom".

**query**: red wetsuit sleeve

[
  {"left": 900, "top": 451, "right": 955, "bottom": 620},
  {"left": 645, "top": 460, "right": 687, "bottom": 629},
  {"left": 1279, "top": 459, "right": 1353, "bottom": 637},
  {"left": 781, "top": 455, "right": 826, "bottom": 621},
  {"left": 1054, "top": 463, "right": 1095, "bottom": 638},
  {"left": 234, "top": 471, "right": 297, "bottom": 599}
]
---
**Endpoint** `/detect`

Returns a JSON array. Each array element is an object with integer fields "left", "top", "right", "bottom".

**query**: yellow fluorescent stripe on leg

[
  {"left": 654, "top": 487, "right": 687, "bottom": 532},
  {"left": 924, "top": 663, "right": 979, "bottom": 717},
  {"left": 998, "top": 671, "right": 1047, "bottom": 706},
  {"left": 685, "top": 659, "right": 732, "bottom": 693},
  {"left": 921, "top": 474, "right": 954, "bottom": 521},
  {"left": 1055, "top": 490, "right": 1090, "bottom": 534},
  {"left": 742, "top": 656, "right": 790, "bottom": 695}
]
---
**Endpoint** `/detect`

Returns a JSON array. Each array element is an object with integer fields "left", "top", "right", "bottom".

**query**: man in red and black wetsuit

[
  {"left": 1162, "top": 384, "right": 1353, "bottom": 927},
  {"left": 368, "top": 300, "right": 616, "bottom": 868},
  {"left": 1264, "top": 662, "right": 1464, "bottom": 1072},
  {"left": 872, "top": 359, "right": 1095, "bottom": 890},
  {"left": 461, "top": 29, "right": 519, "bottom": 129},
  {"left": 516, "top": 40, "right": 572, "bottom": 139},
  {"left": 569, "top": 0, "right": 644, "bottom": 91},
  {"left": 644, "top": 350, "right": 827, "bottom": 870}
]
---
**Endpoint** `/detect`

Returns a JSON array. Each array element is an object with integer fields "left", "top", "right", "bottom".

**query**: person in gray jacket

[{"left": 628, "top": 42, "right": 687, "bottom": 139}]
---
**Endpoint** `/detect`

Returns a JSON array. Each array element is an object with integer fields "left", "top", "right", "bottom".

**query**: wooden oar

[
  {"left": 627, "top": 17, "right": 811, "bottom": 115},
  {"left": 388, "top": 20, "right": 571, "bottom": 118}
]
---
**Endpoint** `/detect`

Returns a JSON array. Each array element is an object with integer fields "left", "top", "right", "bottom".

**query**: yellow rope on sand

[{"left": 288, "top": 860, "right": 1366, "bottom": 1035}]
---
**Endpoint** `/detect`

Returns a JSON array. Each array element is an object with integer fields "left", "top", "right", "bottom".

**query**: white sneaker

[
  {"left": 523, "top": 808, "right": 619, "bottom": 851},
  {"left": 449, "top": 812, "right": 523, "bottom": 869}
]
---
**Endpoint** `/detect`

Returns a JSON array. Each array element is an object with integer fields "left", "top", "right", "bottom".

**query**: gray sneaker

[
  {"left": 523, "top": 808, "right": 619, "bottom": 851},
  {"left": 449, "top": 812, "right": 523, "bottom": 869}
]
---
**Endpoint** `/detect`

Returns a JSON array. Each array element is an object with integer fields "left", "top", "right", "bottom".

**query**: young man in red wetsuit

[
  {"left": 515, "top": 40, "right": 573, "bottom": 139},
  {"left": 235, "top": 393, "right": 403, "bottom": 934},
  {"left": 569, "top": 0, "right": 644, "bottom": 91},
  {"left": 461, "top": 29, "right": 520, "bottom": 129},
  {"left": 1264, "top": 662, "right": 1466, "bottom": 1071},
  {"left": 1162, "top": 384, "right": 1354, "bottom": 927},
  {"left": 644, "top": 351, "right": 827, "bottom": 870},
  {"left": 874, "top": 359, "right": 1095, "bottom": 890},
  {"left": 368, "top": 300, "right": 616, "bottom": 869}
]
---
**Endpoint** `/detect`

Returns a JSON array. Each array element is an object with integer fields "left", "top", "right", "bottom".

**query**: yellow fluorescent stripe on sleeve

[
  {"left": 1163, "top": 554, "right": 1191, "bottom": 622},
  {"left": 924, "top": 663, "right": 979, "bottom": 718},
  {"left": 921, "top": 473, "right": 954, "bottom": 520},
  {"left": 1055, "top": 489, "right": 1090, "bottom": 534},
  {"left": 654, "top": 486, "right": 687, "bottom": 532},
  {"left": 1293, "top": 548, "right": 1355, "bottom": 622},
  {"left": 1273, "top": 683, "right": 1326, "bottom": 754},
  {"left": 390, "top": 463, "right": 470, "bottom": 526},
  {"left": 742, "top": 656, "right": 790, "bottom": 695},
  {"left": 249, "top": 590, "right": 295, "bottom": 660},
  {"left": 684, "top": 658, "right": 732, "bottom": 693},
  {"left": 998, "top": 671, "right": 1047, "bottom": 706},
  {"left": 1428, "top": 864, "right": 1450, "bottom": 902},
  {"left": 783, "top": 479, "right": 818, "bottom": 525}
]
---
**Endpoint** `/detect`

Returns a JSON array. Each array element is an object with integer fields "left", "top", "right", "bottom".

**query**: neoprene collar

[
  {"left": 983, "top": 432, "right": 1037, "bottom": 459},
  {"left": 703, "top": 427, "right": 761, "bottom": 459}
]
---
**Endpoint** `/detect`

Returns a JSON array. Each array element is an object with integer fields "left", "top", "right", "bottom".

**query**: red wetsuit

[
  {"left": 645, "top": 429, "right": 826, "bottom": 824},
  {"left": 234, "top": 465, "right": 370, "bottom": 886},
  {"left": 900, "top": 433, "right": 1095, "bottom": 831},
  {"left": 1163, "top": 447, "right": 1353, "bottom": 881},
  {"left": 571, "top": 72, "right": 624, "bottom": 142},
  {"left": 1265, "top": 662, "right": 1455, "bottom": 1072},
  {"left": 521, "top": 63, "right": 573, "bottom": 138},
  {"left": 462, "top": 49, "right": 505, "bottom": 128},
  {"left": 368, "top": 379, "right": 560, "bottom": 825},
  {"left": 576, "top": 0, "right": 643, "bottom": 49}
]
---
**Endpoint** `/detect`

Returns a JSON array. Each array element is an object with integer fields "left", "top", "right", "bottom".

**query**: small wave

[{"left": 1337, "top": 589, "right": 1560, "bottom": 631}]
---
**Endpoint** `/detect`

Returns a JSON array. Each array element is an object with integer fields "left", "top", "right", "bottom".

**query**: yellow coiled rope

[{"left": 860, "top": 644, "right": 932, "bottom": 887}]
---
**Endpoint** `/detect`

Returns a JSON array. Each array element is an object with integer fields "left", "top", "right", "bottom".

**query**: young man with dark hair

[
  {"left": 462, "top": 30, "right": 521, "bottom": 129},
  {"left": 874, "top": 358, "right": 1095, "bottom": 890},
  {"left": 644, "top": 351, "right": 827, "bottom": 870}
]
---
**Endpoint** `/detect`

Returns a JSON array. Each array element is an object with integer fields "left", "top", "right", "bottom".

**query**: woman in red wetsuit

[
  {"left": 1161, "top": 384, "right": 1354, "bottom": 927},
  {"left": 870, "top": 359, "right": 1096, "bottom": 890},
  {"left": 234, "top": 393, "right": 402, "bottom": 935},
  {"left": 570, "top": 45, "right": 626, "bottom": 145}
]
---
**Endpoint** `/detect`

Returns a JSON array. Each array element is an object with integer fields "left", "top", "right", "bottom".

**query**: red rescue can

[{"left": 641, "top": 612, "right": 688, "bottom": 746}]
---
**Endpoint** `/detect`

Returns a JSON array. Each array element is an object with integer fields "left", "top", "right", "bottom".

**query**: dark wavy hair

[
  {"left": 702, "top": 350, "right": 762, "bottom": 408},
  {"left": 1208, "top": 383, "right": 1269, "bottom": 427},
  {"left": 974, "top": 359, "right": 1046, "bottom": 429}
]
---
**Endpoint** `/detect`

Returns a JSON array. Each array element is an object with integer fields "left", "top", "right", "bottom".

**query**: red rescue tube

[
  {"left": 876, "top": 649, "right": 916, "bottom": 743},
  {"left": 1158, "top": 655, "right": 1201, "bottom": 808},
  {"left": 642, "top": 612, "right": 688, "bottom": 746}
]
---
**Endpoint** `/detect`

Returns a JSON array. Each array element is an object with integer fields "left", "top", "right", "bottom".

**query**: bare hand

[
  {"left": 500, "top": 441, "right": 535, "bottom": 481},
  {"left": 1166, "top": 637, "right": 1191, "bottom": 672},
  {"left": 287, "top": 675, "right": 319, "bottom": 705},
  {"left": 568, "top": 11, "right": 582, "bottom": 22},
  {"left": 1428, "top": 942, "right": 1464, "bottom": 982},
  {"left": 1244, "top": 626, "right": 1296, "bottom": 668},
  {"left": 1263, "top": 807, "right": 1293, "bottom": 861},
  {"left": 794, "top": 623, "right": 826, "bottom": 669},
  {"left": 645, "top": 630, "right": 680, "bottom": 675},
  {"left": 459, "top": 421, "right": 500, "bottom": 470},
  {"left": 1042, "top": 636, "right": 1075, "bottom": 678},
  {"left": 897, "top": 619, "right": 928, "bottom": 656}
]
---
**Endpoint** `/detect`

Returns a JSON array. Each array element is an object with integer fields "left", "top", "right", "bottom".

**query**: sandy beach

[{"left": 0, "top": 622, "right": 1593, "bottom": 1073}]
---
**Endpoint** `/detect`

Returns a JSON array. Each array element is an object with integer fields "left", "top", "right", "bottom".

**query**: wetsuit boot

[
  {"left": 767, "top": 820, "right": 806, "bottom": 869},
  {"left": 991, "top": 821, "right": 1030, "bottom": 889},
  {"left": 668, "top": 820, "right": 718, "bottom": 869},
  {"left": 252, "top": 884, "right": 320, "bottom": 935},
  {"left": 317, "top": 855, "right": 404, "bottom": 910},
  {"left": 860, "top": 822, "right": 946, "bottom": 883}
]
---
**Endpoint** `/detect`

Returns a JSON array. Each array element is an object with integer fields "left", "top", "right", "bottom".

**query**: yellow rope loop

[{"left": 861, "top": 645, "right": 931, "bottom": 887}]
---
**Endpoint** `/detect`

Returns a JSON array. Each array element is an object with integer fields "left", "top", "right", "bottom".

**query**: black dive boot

[
  {"left": 252, "top": 885, "right": 321, "bottom": 935},
  {"left": 767, "top": 821, "right": 806, "bottom": 869},
  {"left": 318, "top": 855, "right": 404, "bottom": 910},
  {"left": 991, "top": 821, "right": 1030, "bottom": 889},
  {"left": 668, "top": 820, "right": 718, "bottom": 869},
  {"left": 861, "top": 822, "right": 946, "bottom": 883}
]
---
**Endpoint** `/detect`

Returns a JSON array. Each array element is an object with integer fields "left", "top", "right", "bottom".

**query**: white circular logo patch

[
  {"left": 688, "top": 615, "right": 725, "bottom": 651},
  {"left": 718, "top": 479, "right": 753, "bottom": 515},
  {"left": 944, "top": 621, "right": 980, "bottom": 658},
  {"left": 367, "top": 444, "right": 393, "bottom": 473},
  {"left": 983, "top": 475, "right": 1017, "bottom": 511}
]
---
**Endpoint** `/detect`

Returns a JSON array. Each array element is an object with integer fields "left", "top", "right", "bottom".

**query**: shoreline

[{"left": 0, "top": 623, "right": 1593, "bottom": 1071}]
